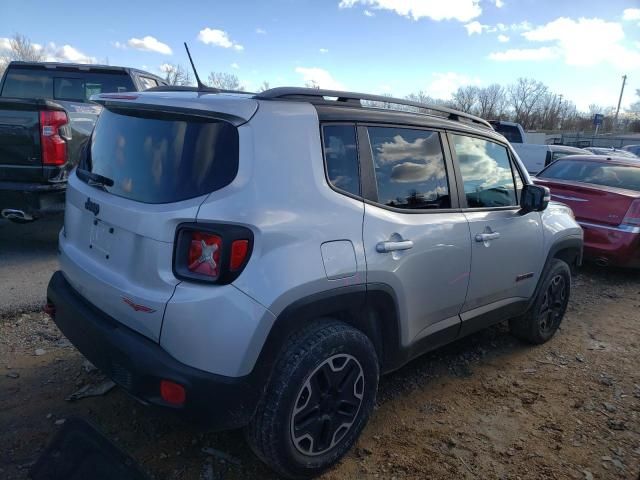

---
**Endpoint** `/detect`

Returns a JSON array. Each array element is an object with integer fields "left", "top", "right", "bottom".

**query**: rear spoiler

[{"left": 0, "top": 97, "right": 66, "bottom": 112}]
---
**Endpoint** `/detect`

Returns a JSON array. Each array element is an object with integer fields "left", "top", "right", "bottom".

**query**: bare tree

[
  {"left": 629, "top": 89, "right": 640, "bottom": 114},
  {"left": 451, "top": 86, "right": 479, "bottom": 114},
  {"left": 304, "top": 79, "right": 320, "bottom": 89},
  {"left": 1, "top": 33, "right": 46, "bottom": 75},
  {"left": 476, "top": 84, "right": 507, "bottom": 119},
  {"left": 405, "top": 91, "right": 434, "bottom": 104},
  {"left": 258, "top": 81, "right": 271, "bottom": 93},
  {"left": 508, "top": 78, "right": 548, "bottom": 129},
  {"left": 207, "top": 72, "right": 244, "bottom": 91},
  {"left": 162, "top": 64, "right": 192, "bottom": 86}
]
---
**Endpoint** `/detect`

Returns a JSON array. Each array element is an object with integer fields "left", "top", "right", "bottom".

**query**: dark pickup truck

[{"left": 0, "top": 61, "right": 166, "bottom": 222}]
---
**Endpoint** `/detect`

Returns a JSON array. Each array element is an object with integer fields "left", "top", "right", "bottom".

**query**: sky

[{"left": 1, "top": 0, "right": 640, "bottom": 111}]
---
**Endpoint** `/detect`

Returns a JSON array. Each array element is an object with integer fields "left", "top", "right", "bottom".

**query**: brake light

[
  {"left": 40, "top": 110, "right": 69, "bottom": 166},
  {"left": 622, "top": 199, "right": 640, "bottom": 227},
  {"left": 160, "top": 380, "right": 186, "bottom": 405},
  {"left": 173, "top": 224, "right": 253, "bottom": 284},
  {"left": 188, "top": 232, "right": 222, "bottom": 277}
]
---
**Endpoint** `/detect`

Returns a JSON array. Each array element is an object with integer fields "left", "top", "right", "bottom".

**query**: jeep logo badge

[{"left": 85, "top": 198, "right": 100, "bottom": 216}]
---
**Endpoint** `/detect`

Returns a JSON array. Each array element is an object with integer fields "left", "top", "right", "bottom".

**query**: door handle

[
  {"left": 475, "top": 232, "right": 501, "bottom": 242},
  {"left": 376, "top": 240, "right": 414, "bottom": 253}
]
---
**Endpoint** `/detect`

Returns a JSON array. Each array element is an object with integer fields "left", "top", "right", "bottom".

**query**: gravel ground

[
  {"left": 0, "top": 265, "right": 639, "bottom": 480},
  {"left": 0, "top": 216, "right": 62, "bottom": 315}
]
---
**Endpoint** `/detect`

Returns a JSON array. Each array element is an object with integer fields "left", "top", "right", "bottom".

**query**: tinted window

[
  {"left": 491, "top": 123, "right": 523, "bottom": 143},
  {"left": 539, "top": 159, "right": 640, "bottom": 192},
  {"left": 323, "top": 125, "right": 360, "bottom": 196},
  {"left": 368, "top": 127, "right": 450, "bottom": 209},
  {"left": 85, "top": 109, "right": 239, "bottom": 203},
  {"left": 1, "top": 67, "right": 135, "bottom": 101},
  {"left": 452, "top": 135, "right": 518, "bottom": 208}
]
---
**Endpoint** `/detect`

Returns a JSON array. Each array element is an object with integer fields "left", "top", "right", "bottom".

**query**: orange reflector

[{"left": 160, "top": 380, "right": 186, "bottom": 405}]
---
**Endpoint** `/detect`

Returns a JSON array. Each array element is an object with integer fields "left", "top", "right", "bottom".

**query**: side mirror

[{"left": 521, "top": 184, "right": 550, "bottom": 213}]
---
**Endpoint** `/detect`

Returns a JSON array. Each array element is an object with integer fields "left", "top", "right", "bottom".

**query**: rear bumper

[
  {"left": 47, "top": 271, "right": 262, "bottom": 429},
  {"left": 0, "top": 180, "right": 66, "bottom": 217},
  {"left": 580, "top": 221, "right": 640, "bottom": 268}
]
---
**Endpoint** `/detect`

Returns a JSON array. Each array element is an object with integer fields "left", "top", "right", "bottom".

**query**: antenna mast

[{"left": 184, "top": 42, "right": 215, "bottom": 92}]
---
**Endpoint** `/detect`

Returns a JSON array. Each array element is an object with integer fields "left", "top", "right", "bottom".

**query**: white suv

[{"left": 47, "top": 86, "right": 583, "bottom": 478}]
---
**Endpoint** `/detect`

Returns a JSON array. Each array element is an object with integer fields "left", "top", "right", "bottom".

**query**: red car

[{"left": 535, "top": 155, "right": 640, "bottom": 268}]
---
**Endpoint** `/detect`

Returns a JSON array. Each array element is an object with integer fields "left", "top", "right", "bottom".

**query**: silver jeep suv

[{"left": 47, "top": 86, "right": 583, "bottom": 478}]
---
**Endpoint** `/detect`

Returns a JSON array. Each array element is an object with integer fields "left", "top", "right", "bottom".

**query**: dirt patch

[{"left": 1, "top": 265, "right": 639, "bottom": 479}]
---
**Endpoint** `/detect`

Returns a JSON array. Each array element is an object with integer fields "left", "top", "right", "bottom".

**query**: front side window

[
  {"left": 452, "top": 135, "right": 518, "bottom": 208},
  {"left": 368, "top": 127, "right": 450, "bottom": 209},
  {"left": 322, "top": 125, "right": 360, "bottom": 196}
]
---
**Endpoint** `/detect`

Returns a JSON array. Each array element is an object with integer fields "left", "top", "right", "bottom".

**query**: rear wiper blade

[{"left": 76, "top": 168, "right": 114, "bottom": 187}]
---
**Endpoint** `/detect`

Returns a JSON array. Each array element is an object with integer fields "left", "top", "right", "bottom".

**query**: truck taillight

[
  {"left": 622, "top": 199, "right": 640, "bottom": 228},
  {"left": 173, "top": 224, "right": 253, "bottom": 284},
  {"left": 40, "top": 110, "right": 69, "bottom": 166}
]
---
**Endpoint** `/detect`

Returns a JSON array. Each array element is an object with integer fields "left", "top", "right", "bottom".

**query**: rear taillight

[
  {"left": 40, "top": 110, "right": 69, "bottom": 166},
  {"left": 160, "top": 380, "right": 186, "bottom": 405},
  {"left": 173, "top": 223, "right": 253, "bottom": 284},
  {"left": 188, "top": 232, "right": 222, "bottom": 277},
  {"left": 622, "top": 199, "right": 640, "bottom": 227}
]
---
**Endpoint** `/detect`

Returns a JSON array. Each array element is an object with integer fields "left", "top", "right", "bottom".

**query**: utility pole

[{"left": 613, "top": 74, "right": 627, "bottom": 127}]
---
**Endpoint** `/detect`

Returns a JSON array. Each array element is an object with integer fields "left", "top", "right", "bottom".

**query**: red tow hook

[{"left": 44, "top": 302, "right": 56, "bottom": 319}]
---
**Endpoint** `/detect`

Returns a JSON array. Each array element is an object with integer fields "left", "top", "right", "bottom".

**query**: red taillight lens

[
  {"left": 230, "top": 239, "right": 249, "bottom": 271},
  {"left": 622, "top": 199, "right": 640, "bottom": 227},
  {"left": 187, "top": 232, "right": 222, "bottom": 277},
  {"left": 174, "top": 224, "right": 253, "bottom": 284},
  {"left": 40, "top": 110, "right": 69, "bottom": 166},
  {"left": 160, "top": 380, "right": 186, "bottom": 405}
]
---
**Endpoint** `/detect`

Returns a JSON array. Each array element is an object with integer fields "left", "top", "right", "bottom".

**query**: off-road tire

[
  {"left": 245, "top": 320, "right": 379, "bottom": 479},
  {"left": 510, "top": 258, "right": 571, "bottom": 344}
]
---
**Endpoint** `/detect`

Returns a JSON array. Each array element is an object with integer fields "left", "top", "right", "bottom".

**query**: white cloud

[
  {"left": 427, "top": 72, "right": 481, "bottom": 99},
  {"left": 0, "top": 37, "right": 96, "bottom": 63},
  {"left": 295, "top": 67, "right": 345, "bottom": 90},
  {"left": 256, "top": 28, "right": 267, "bottom": 34},
  {"left": 521, "top": 17, "right": 640, "bottom": 70},
  {"left": 198, "top": 28, "right": 244, "bottom": 51},
  {"left": 364, "top": 9, "right": 375, "bottom": 16},
  {"left": 622, "top": 8, "right": 640, "bottom": 21},
  {"left": 464, "top": 21, "right": 488, "bottom": 35},
  {"left": 51, "top": 44, "right": 96, "bottom": 63},
  {"left": 111, "top": 41, "right": 127, "bottom": 50},
  {"left": 497, "top": 34, "right": 510, "bottom": 43},
  {"left": 127, "top": 36, "right": 172, "bottom": 55},
  {"left": 231, "top": 62, "right": 239, "bottom": 69},
  {"left": 488, "top": 47, "right": 558, "bottom": 61},
  {"left": 319, "top": 48, "right": 329, "bottom": 54},
  {"left": 492, "top": 0, "right": 504, "bottom": 7},
  {"left": 338, "top": 0, "right": 481, "bottom": 22}
]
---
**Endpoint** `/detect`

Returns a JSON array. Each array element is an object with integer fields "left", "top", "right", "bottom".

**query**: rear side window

[
  {"left": 322, "top": 125, "right": 360, "bottom": 196},
  {"left": 85, "top": 108, "right": 239, "bottom": 203},
  {"left": 539, "top": 159, "right": 640, "bottom": 192},
  {"left": 139, "top": 76, "right": 159, "bottom": 90},
  {"left": 1, "top": 67, "right": 135, "bottom": 101},
  {"left": 368, "top": 126, "right": 450, "bottom": 209},
  {"left": 451, "top": 135, "right": 518, "bottom": 208}
]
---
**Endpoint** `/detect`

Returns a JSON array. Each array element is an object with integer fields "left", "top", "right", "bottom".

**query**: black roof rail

[{"left": 256, "top": 87, "right": 493, "bottom": 130}]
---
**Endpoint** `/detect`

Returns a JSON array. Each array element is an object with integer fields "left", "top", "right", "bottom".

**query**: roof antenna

[{"left": 184, "top": 42, "right": 215, "bottom": 92}]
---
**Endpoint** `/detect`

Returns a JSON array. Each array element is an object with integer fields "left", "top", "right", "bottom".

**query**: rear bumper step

[
  {"left": 0, "top": 181, "right": 65, "bottom": 217},
  {"left": 47, "top": 271, "right": 261, "bottom": 429}
]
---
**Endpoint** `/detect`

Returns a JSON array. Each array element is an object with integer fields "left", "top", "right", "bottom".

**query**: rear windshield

[
  {"left": 1, "top": 67, "right": 135, "bottom": 101},
  {"left": 539, "top": 159, "right": 640, "bottom": 192},
  {"left": 83, "top": 108, "right": 239, "bottom": 203}
]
